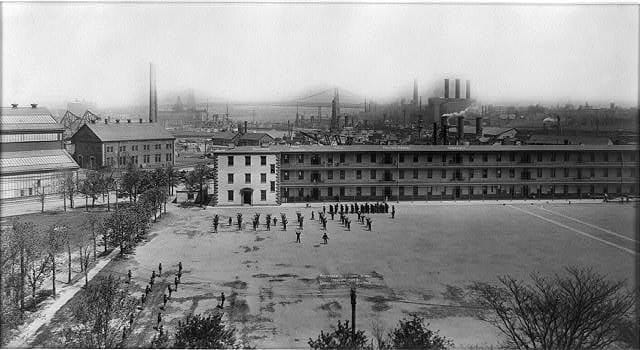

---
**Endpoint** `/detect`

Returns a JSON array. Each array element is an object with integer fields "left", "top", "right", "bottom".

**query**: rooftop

[
  {"left": 212, "top": 144, "right": 637, "bottom": 154},
  {"left": 527, "top": 134, "right": 613, "bottom": 146},
  {"left": 75, "top": 122, "right": 175, "bottom": 142},
  {"left": 0, "top": 106, "right": 63, "bottom": 132},
  {"left": 0, "top": 149, "right": 79, "bottom": 175},
  {"left": 238, "top": 132, "right": 274, "bottom": 141}
]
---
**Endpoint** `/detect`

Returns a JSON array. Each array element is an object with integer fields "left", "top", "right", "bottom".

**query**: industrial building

[
  {"left": 0, "top": 104, "right": 79, "bottom": 200},
  {"left": 426, "top": 78, "right": 474, "bottom": 127},
  {"left": 71, "top": 120, "right": 175, "bottom": 170},
  {"left": 209, "top": 144, "right": 638, "bottom": 205}
]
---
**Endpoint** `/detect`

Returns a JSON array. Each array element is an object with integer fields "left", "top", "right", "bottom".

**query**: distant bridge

[{"left": 270, "top": 87, "right": 366, "bottom": 109}]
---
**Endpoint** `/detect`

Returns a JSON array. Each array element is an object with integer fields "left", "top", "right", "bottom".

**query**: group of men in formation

[
  {"left": 122, "top": 261, "right": 226, "bottom": 342},
  {"left": 209, "top": 202, "right": 397, "bottom": 246}
]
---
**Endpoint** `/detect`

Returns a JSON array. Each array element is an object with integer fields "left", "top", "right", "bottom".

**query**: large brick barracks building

[{"left": 210, "top": 144, "right": 638, "bottom": 206}]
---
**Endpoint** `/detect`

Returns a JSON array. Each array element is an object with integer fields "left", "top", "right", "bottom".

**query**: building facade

[
  {"left": 211, "top": 149, "right": 279, "bottom": 206},
  {"left": 1, "top": 105, "right": 79, "bottom": 200},
  {"left": 71, "top": 121, "right": 175, "bottom": 170},
  {"left": 212, "top": 144, "right": 638, "bottom": 205}
]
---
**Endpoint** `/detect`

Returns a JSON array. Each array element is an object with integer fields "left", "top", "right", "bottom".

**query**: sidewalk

[{"left": 5, "top": 249, "right": 120, "bottom": 348}]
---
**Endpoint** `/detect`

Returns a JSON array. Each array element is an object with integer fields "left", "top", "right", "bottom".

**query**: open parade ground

[{"left": 27, "top": 200, "right": 636, "bottom": 348}]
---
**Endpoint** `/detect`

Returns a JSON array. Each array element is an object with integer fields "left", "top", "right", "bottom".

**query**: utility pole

[{"left": 350, "top": 287, "right": 356, "bottom": 344}]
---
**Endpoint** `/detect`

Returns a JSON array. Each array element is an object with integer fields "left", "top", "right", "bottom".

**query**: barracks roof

[
  {"left": 0, "top": 149, "right": 79, "bottom": 175},
  {"left": 74, "top": 122, "right": 175, "bottom": 142},
  {"left": 212, "top": 144, "right": 638, "bottom": 155}
]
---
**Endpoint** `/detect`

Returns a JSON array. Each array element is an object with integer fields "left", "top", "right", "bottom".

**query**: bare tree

[
  {"left": 469, "top": 266, "right": 636, "bottom": 350},
  {"left": 47, "top": 224, "right": 66, "bottom": 298},
  {"left": 64, "top": 274, "right": 133, "bottom": 348}
]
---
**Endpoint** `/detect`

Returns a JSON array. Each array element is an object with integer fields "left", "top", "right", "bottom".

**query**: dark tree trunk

[
  {"left": 52, "top": 256, "right": 56, "bottom": 297},
  {"left": 67, "top": 246, "right": 72, "bottom": 284},
  {"left": 20, "top": 249, "right": 25, "bottom": 311}
]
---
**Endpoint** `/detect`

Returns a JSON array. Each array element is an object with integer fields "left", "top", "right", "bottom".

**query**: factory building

[
  {"left": 210, "top": 144, "right": 638, "bottom": 205},
  {"left": 70, "top": 120, "right": 175, "bottom": 170},
  {"left": 426, "top": 78, "right": 474, "bottom": 126},
  {"left": 1, "top": 104, "right": 79, "bottom": 200}
]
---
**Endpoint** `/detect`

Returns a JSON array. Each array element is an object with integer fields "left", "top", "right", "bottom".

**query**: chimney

[
  {"left": 149, "top": 62, "right": 158, "bottom": 123},
  {"left": 432, "top": 122, "right": 438, "bottom": 145},
  {"left": 244, "top": 120, "right": 248, "bottom": 134},
  {"left": 444, "top": 79, "right": 449, "bottom": 99},
  {"left": 556, "top": 116, "right": 561, "bottom": 136},
  {"left": 455, "top": 79, "right": 460, "bottom": 99},
  {"left": 465, "top": 80, "right": 470, "bottom": 99},
  {"left": 475, "top": 117, "right": 482, "bottom": 138},
  {"left": 440, "top": 115, "right": 448, "bottom": 145},
  {"left": 457, "top": 115, "right": 464, "bottom": 143},
  {"left": 11, "top": 104, "right": 18, "bottom": 108},
  {"left": 30, "top": 103, "right": 38, "bottom": 109}
]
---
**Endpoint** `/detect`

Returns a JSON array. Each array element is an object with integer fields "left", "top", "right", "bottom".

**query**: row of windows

[
  {"left": 228, "top": 173, "right": 273, "bottom": 185},
  {"left": 1, "top": 133, "right": 61, "bottom": 143},
  {"left": 282, "top": 167, "right": 632, "bottom": 181},
  {"left": 282, "top": 151, "right": 635, "bottom": 164},
  {"left": 284, "top": 184, "right": 627, "bottom": 198},
  {"left": 105, "top": 153, "right": 172, "bottom": 166},
  {"left": 227, "top": 155, "right": 270, "bottom": 167},
  {"left": 106, "top": 143, "right": 172, "bottom": 153},
  {"left": 227, "top": 189, "right": 269, "bottom": 201}
]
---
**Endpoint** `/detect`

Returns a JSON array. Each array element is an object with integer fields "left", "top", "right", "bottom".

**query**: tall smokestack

[
  {"left": 432, "top": 122, "right": 438, "bottom": 145},
  {"left": 413, "top": 79, "right": 418, "bottom": 107},
  {"left": 556, "top": 116, "right": 561, "bottom": 136},
  {"left": 149, "top": 63, "right": 158, "bottom": 123},
  {"left": 457, "top": 115, "right": 464, "bottom": 143},
  {"left": 475, "top": 117, "right": 482, "bottom": 138},
  {"left": 444, "top": 79, "right": 450, "bottom": 99},
  {"left": 465, "top": 80, "right": 470, "bottom": 99},
  {"left": 244, "top": 121, "right": 248, "bottom": 134},
  {"left": 440, "top": 115, "right": 448, "bottom": 145},
  {"left": 455, "top": 79, "right": 460, "bottom": 99}
]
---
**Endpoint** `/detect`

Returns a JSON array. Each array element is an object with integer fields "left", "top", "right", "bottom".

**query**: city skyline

[{"left": 3, "top": 3, "right": 638, "bottom": 108}]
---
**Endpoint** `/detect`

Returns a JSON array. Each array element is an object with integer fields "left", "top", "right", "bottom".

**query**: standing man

[
  {"left": 174, "top": 276, "right": 179, "bottom": 290},
  {"left": 157, "top": 312, "right": 162, "bottom": 327},
  {"left": 163, "top": 293, "right": 168, "bottom": 308},
  {"left": 127, "top": 270, "right": 132, "bottom": 283},
  {"left": 392, "top": 205, "right": 396, "bottom": 219},
  {"left": 295, "top": 229, "right": 301, "bottom": 243},
  {"left": 322, "top": 232, "right": 329, "bottom": 244},
  {"left": 220, "top": 292, "right": 226, "bottom": 308},
  {"left": 178, "top": 261, "right": 183, "bottom": 274},
  {"left": 229, "top": 216, "right": 233, "bottom": 226},
  {"left": 158, "top": 263, "right": 162, "bottom": 277}
]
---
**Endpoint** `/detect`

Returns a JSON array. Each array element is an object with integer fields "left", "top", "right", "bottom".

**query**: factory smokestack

[
  {"left": 149, "top": 63, "right": 158, "bottom": 123},
  {"left": 475, "top": 117, "right": 482, "bottom": 138},
  {"left": 440, "top": 115, "right": 448, "bottom": 145},
  {"left": 455, "top": 79, "right": 460, "bottom": 99},
  {"left": 244, "top": 121, "right": 248, "bottom": 134},
  {"left": 432, "top": 122, "right": 438, "bottom": 145},
  {"left": 444, "top": 79, "right": 450, "bottom": 99},
  {"left": 465, "top": 80, "right": 471, "bottom": 99},
  {"left": 413, "top": 79, "right": 418, "bottom": 107},
  {"left": 457, "top": 115, "right": 464, "bottom": 143}
]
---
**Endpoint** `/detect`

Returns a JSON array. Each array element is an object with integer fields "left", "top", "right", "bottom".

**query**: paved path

[{"left": 6, "top": 249, "right": 120, "bottom": 348}]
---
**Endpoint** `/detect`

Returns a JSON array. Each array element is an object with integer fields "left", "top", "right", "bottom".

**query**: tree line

[{"left": 1, "top": 163, "right": 180, "bottom": 346}]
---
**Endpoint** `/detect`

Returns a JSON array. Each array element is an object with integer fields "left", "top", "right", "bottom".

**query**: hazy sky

[{"left": 3, "top": 3, "right": 638, "bottom": 108}]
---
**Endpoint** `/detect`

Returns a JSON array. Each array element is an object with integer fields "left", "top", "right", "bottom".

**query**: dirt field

[{"left": 29, "top": 200, "right": 637, "bottom": 348}]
